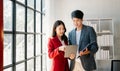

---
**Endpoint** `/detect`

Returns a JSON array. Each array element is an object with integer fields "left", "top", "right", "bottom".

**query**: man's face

[{"left": 72, "top": 18, "right": 83, "bottom": 28}]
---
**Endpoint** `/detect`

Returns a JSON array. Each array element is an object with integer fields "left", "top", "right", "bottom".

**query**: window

[
  {"left": 4, "top": 0, "right": 12, "bottom": 67},
  {"left": 4, "top": 0, "right": 45, "bottom": 71},
  {"left": 4, "top": 34, "right": 12, "bottom": 66},
  {"left": 4, "top": 68, "right": 12, "bottom": 71},
  {"left": 16, "top": 34, "right": 25, "bottom": 62},
  {"left": 16, "top": 63, "right": 25, "bottom": 71},
  {"left": 16, "top": 4, "right": 25, "bottom": 32}
]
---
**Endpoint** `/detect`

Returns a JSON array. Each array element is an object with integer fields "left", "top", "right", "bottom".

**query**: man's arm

[{"left": 89, "top": 27, "right": 98, "bottom": 55}]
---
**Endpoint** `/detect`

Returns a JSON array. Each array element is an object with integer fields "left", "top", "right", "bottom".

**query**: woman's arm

[{"left": 48, "top": 38, "right": 60, "bottom": 59}]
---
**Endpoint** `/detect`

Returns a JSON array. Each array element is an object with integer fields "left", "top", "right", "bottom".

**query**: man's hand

[
  {"left": 79, "top": 48, "right": 90, "bottom": 56},
  {"left": 69, "top": 53, "right": 75, "bottom": 59}
]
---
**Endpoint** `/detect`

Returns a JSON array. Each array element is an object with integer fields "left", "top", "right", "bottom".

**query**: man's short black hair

[{"left": 71, "top": 10, "right": 84, "bottom": 19}]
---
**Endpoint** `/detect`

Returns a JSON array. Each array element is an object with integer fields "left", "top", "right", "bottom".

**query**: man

[{"left": 68, "top": 10, "right": 98, "bottom": 71}]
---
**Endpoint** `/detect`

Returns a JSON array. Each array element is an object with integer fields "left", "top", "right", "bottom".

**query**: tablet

[{"left": 64, "top": 45, "right": 78, "bottom": 58}]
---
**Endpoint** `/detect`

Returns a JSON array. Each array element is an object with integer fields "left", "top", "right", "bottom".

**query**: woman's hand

[
  {"left": 59, "top": 46, "right": 66, "bottom": 51},
  {"left": 69, "top": 53, "right": 75, "bottom": 59}
]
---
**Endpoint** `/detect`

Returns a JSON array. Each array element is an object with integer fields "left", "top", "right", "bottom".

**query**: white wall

[{"left": 54, "top": 1, "right": 119, "bottom": 25}]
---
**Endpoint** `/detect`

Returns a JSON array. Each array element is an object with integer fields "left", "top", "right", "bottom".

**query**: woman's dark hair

[{"left": 52, "top": 20, "right": 68, "bottom": 41}]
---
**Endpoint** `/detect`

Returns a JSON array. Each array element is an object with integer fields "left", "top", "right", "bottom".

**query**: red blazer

[{"left": 48, "top": 36, "right": 70, "bottom": 71}]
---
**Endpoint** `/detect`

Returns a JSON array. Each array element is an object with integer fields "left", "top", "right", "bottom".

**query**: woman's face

[{"left": 55, "top": 24, "right": 65, "bottom": 37}]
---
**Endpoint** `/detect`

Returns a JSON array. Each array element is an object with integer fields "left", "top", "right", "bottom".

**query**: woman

[{"left": 48, "top": 20, "right": 70, "bottom": 71}]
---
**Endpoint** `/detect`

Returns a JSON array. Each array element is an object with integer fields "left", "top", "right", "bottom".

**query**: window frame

[{"left": 3, "top": 0, "right": 44, "bottom": 71}]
